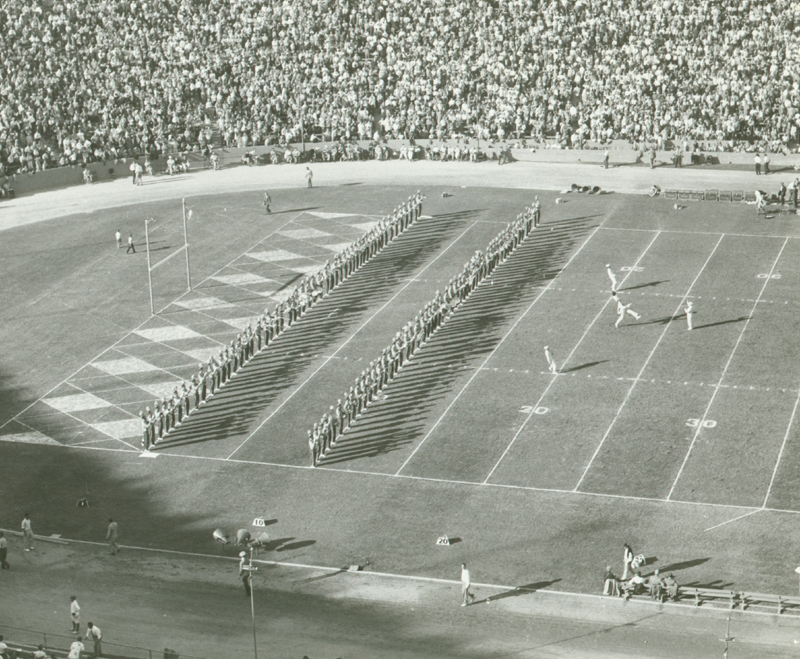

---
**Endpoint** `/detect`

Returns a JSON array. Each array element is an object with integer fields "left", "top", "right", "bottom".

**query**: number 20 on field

[{"left": 686, "top": 418, "right": 716, "bottom": 428}]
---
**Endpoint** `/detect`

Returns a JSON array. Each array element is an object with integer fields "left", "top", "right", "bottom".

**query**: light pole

[{"left": 245, "top": 547, "right": 259, "bottom": 659}]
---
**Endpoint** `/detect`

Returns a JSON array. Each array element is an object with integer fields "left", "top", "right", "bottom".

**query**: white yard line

[
  {"left": 666, "top": 237, "right": 789, "bottom": 501},
  {"left": 395, "top": 224, "right": 604, "bottom": 477},
  {"left": 225, "top": 220, "right": 480, "bottom": 461},
  {"left": 573, "top": 234, "right": 725, "bottom": 492},
  {"left": 761, "top": 386, "right": 800, "bottom": 509},
  {"left": 483, "top": 231, "right": 661, "bottom": 484},
  {"left": 703, "top": 509, "right": 762, "bottom": 532}
]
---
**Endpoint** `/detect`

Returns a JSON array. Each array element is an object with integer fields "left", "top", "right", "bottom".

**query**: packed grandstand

[{"left": 2, "top": 0, "right": 800, "bottom": 174}]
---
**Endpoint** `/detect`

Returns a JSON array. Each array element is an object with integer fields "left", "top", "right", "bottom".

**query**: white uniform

[
  {"left": 615, "top": 297, "right": 641, "bottom": 327},
  {"left": 606, "top": 264, "right": 618, "bottom": 292},
  {"left": 544, "top": 346, "right": 557, "bottom": 374},
  {"left": 685, "top": 301, "right": 694, "bottom": 330}
]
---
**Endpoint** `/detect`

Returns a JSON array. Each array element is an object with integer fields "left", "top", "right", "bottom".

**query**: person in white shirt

[
  {"left": 544, "top": 345, "right": 558, "bottom": 374},
  {"left": 85, "top": 622, "right": 102, "bottom": 658},
  {"left": 21, "top": 513, "right": 33, "bottom": 551},
  {"left": 70, "top": 595, "right": 81, "bottom": 634},
  {"left": 68, "top": 639, "right": 84, "bottom": 659},
  {"left": 115, "top": 230, "right": 121, "bottom": 249},
  {"left": 614, "top": 294, "right": 641, "bottom": 327},
  {"left": 606, "top": 264, "right": 618, "bottom": 294},
  {"left": 685, "top": 300, "right": 695, "bottom": 330},
  {"left": 460, "top": 563, "right": 475, "bottom": 606},
  {"left": 33, "top": 644, "right": 49, "bottom": 659}
]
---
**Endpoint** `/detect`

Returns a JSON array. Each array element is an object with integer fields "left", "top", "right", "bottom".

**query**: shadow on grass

[
  {"left": 155, "top": 209, "right": 488, "bottom": 451},
  {"left": 482, "top": 578, "right": 562, "bottom": 604},
  {"left": 319, "top": 215, "right": 598, "bottom": 466},
  {"left": 657, "top": 557, "right": 711, "bottom": 573},
  {"left": 561, "top": 360, "right": 608, "bottom": 374},
  {"left": 622, "top": 280, "right": 668, "bottom": 291},
  {"left": 692, "top": 316, "right": 749, "bottom": 330}
]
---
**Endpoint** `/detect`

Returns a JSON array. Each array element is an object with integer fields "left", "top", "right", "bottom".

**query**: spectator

[
  {"left": 85, "top": 622, "right": 102, "bottom": 658},
  {"left": 662, "top": 573, "right": 679, "bottom": 601},
  {"left": 602, "top": 566, "right": 619, "bottom": 596},
  {"left": 646, "top": 569, "right": 663, "bottom": 601}
]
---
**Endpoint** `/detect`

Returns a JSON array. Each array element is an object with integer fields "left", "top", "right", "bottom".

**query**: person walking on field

[
  {"left": 21, "top": 513, "right": 34, "bottom": 551},
  {"left": 126, "top": 233, "right": 136, "bottom": 254},
  {"left": 461, "top": 563, "right": 475, "bottom": 606},
  {"left": 544, "top": 345, "right": 557, "bottom": 374},
  {"left": 263, "top": 192, "right": 272, "bottom": 214},
  {"left": 85, "top": 622, "right": 102, "bottom": 658},
  {"left": 684, "top": 300, "right": 694, "bottom": 330},
  {"left": 606, "top": 263, "right": 618, "bottom": 294},
  {"left": 70, "top": 595, "right": 81, "bottom": 634},
  {"left": 115, "top": 230, "right": 122, "bottom": 249},
  {"left": 305, "top": 167, "right": 313, "bottom": 188},
  {"left": 622, "top": 544, "right": 634, "bottom": 580},
  {"left": 106, "top": 518, "right": 119, "bottom": 555}
]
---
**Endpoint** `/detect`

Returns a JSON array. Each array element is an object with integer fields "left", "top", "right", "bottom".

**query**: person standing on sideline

[
  {"left": 622, "top": 544, "right": 634, "bottom": 580},
  {"left": 238, "top": 551, "right": 252, "bottom": 597},
  {"left": 0, "top": 532, "right": 9, "bottom": 569},
  {"left": 70, "top": 595, "right": 81, "bottom": 634},
  {"left": 115, "top": 230, "right": 122, "bottom": 249},
  {"left": 778, "top": 182, "right": 787, "bottom": 205},
  {"left": 763, "top": 153, "right": 770, "bottom": 176},
  {"left": 754, "top": 154, "right": 761, "bottom": 175},
  {"left": 106, "top": 518, "right": 119, "bottom": 554},
  {"left": 606, "top": 264, "right": 618, "bottom": 294},
  {"left": 263, "top": 192, "right": 272, "bottom": 214},
  {"left": 649, "top": 145, "right": 656, "bottom": 169},
  {"left": 305, "top": 167, "right": 313, "bottom": 188},
  {"left": 21, "top": 513, "right": 34, "bottom": 551},
  {"left": 85, "top": 623, "right": 102, "bottom": 658},
  {"left": 684, "top": 300, "right": 694, "bottom": 330},
  {"left": 126, "top": 233, "right": 135, "bottom": 254},
  {"left": 614, "top": 295, "right": 641, "bottom": 327},
  {"left": 603, "top": 149, "right": 609, "bottom": 169},
  {"left": 67, "top": 638, "right": 84, "bottom": 659},
  {"left": 460, "top": 563, "right": 475, "bottom": 606},
  {"left": 544, "top": 345, "right": 557, "bottom": 374}
]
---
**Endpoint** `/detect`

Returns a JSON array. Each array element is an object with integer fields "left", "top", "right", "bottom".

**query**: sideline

[{"left": 0, "top": 158, "right": 781, "bottom": 233}]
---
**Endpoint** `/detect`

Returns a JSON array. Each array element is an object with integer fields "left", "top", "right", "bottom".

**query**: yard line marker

[
  {"left": 483, "top": 230, "right": 661, "bottom": 484},
  {"left": 225, "top": 220, "right": 480, "bottom": 461},
  {"left": 395, "top": 223, "right": 605, "bottom": 477},
  {"left": 667, "top": 236, "right": 789, "bottom": 501},
  {"left": 703, "top": 509, "right": 761, "bottom": 532},
  {"left": 0, "top": 211, "right": 305, "bottom": 436},
  {"left": 575, "top": 233, "right": 725, "bottom": 493},
  {"left": 761, "top": 385, "right": 800, "bottom": 509}
]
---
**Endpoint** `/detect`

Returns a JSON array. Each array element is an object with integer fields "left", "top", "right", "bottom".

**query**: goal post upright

[
  {"left": 182, "top": 198, "right": 192, "bottom": 291},
  {"left": 145, "top": 218, "right": 155, "bottom": 315}
]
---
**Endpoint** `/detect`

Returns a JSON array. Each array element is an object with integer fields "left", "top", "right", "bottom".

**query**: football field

[{"left": 2, "top": 166, "right": 800, "bottom": 599}]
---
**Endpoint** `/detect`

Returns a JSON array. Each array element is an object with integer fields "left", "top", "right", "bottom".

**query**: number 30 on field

[{"left": 686, "top": 418, "right": 716, "bottom": 428}]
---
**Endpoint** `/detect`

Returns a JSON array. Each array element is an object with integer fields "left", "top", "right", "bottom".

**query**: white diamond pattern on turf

[
  {"left": 247, "top": 249, "right": 302, "bottom": 262},
  {"left": 278, "top": 228, "right": 332, "bottom": 240},
  {"left": 92, "top": 357, "right": 161, "bottom": 376},
  {"left": 138, "top": 381, "right": 187, "bottom": 399},
  {"left": 0, "top": 432, "right": 60, "bottom": 445},
  {"left": 135, "top": 326, "right": 203, "bottom": 342},
  {"left": 173, "top": 297, "right": 233, "bottom": 311},
  {"left": 320, "top": 242, "right": 354, "bottom": 252},
  {"left": 45, "top": 393, "right": 113, "bottom": 412},
  {"left": 211, "top": 273, "right": 276, "bottom": 286},
  {"left": 92, "top": 419, "right": 142, "bottom": 439}
]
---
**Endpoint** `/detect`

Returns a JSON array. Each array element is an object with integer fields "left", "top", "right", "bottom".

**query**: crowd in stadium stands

[
  {"left": 2, "top": 0, "right": 800, "bottom": 176},
  {"left": 140, "top": 193, "right": 423, "bottom": 449},
  {"left": 308, "top": 199, "right": 541, "bottom": 466}
]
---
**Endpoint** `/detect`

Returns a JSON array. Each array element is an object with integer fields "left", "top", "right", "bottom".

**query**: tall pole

[
  {"left": 182, "top": 198, "right": 192, "bottom": 291},
  {"left": 145, "top": 219, "right": 154, "bottom": 315},
  {"left": 248, "top": 547, "right": 258, "bottom": 659}
]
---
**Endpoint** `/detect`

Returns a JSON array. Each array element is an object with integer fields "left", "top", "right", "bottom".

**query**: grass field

[{"left": 3, "top": 174, "right": 800, "bottom": 603}]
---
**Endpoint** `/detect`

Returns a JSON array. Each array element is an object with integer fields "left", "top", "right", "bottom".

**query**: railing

[{"left": 0, "top": 625, "right": 200, "bottom": 659}]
